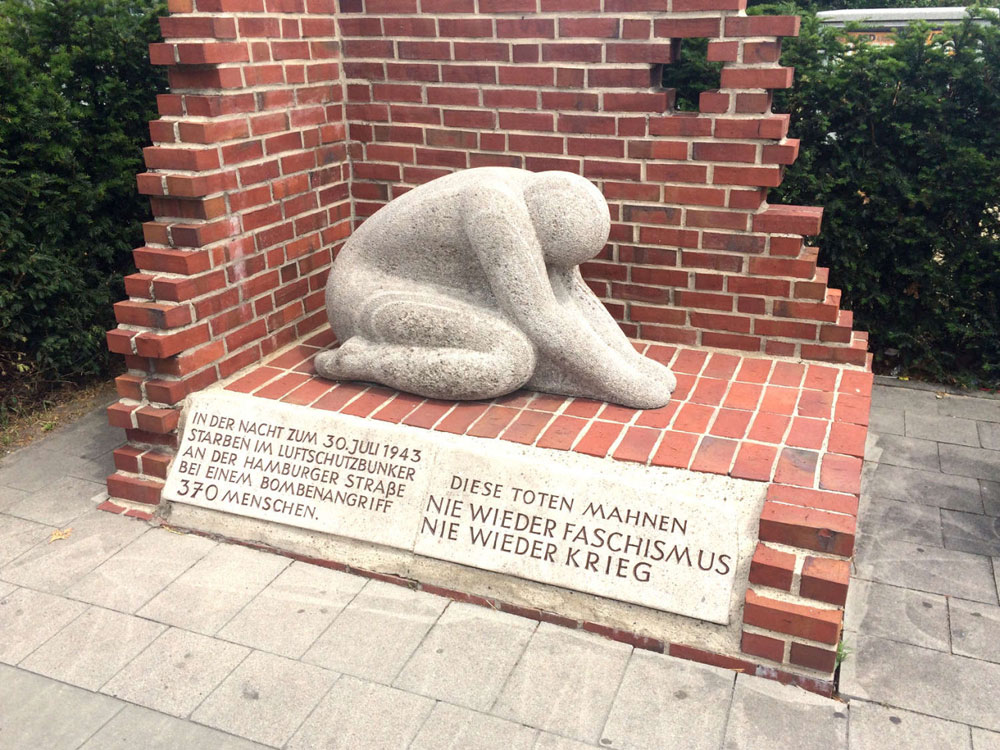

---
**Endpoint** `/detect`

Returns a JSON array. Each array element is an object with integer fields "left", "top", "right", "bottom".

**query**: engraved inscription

[{"left": 164, "top": 391, "right": 766, "bottom": 625}]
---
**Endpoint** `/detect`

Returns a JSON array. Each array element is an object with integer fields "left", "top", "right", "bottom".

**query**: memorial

[{"left": 108, "top": 0, "right": 871, "bottom": 694}]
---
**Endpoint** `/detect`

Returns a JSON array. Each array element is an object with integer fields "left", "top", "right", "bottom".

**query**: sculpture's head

[{"left": 524, "top": 171, "right": 611, "bottom": 268}]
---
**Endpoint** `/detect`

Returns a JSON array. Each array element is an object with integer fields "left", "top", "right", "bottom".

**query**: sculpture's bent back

[{"left": 316, "top": 168, "right": 676, "bottom": 410}]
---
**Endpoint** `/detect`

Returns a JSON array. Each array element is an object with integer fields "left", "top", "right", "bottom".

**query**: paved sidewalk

[{"left": 0, "top": 382, "right": 998, "bottom": 749}]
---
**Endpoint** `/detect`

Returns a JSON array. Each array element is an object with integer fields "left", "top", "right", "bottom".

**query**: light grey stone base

[{"left": 164, "top": 501, "right": 750, "bottom": 664}]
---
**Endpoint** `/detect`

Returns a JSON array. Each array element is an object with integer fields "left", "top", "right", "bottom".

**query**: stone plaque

[{"left": 163, "top": 391, "right": 767, "bottom": 625}]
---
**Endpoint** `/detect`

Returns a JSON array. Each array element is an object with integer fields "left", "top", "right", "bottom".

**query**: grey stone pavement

[{"left": 0, "top": 381, "right": 998, "bottom": 749}]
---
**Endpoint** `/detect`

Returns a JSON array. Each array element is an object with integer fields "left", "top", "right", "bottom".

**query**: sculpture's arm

[{"left": 462, "top": 187, "right": 667, "bottom": 404}]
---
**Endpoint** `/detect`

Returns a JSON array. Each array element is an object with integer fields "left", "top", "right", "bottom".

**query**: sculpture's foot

[{"left": 317, "top": 291, "right": 538, "bottom": 401}]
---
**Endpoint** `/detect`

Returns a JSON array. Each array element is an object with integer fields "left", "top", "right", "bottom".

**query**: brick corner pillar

[{"left": 105, "top": 0, "right": 351, "bottom": 507}]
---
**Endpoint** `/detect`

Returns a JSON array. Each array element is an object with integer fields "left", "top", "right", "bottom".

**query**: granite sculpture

[{"left": 316, "top": 167, "right": 676, "bottom": 409}]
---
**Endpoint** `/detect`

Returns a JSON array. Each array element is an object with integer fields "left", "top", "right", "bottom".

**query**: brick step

[
  {"left": 793, "top": 266, "right": 829, "bottom": 300},
  {"left": 106, "top": 471, "right": 164, "bottom": 507},
  {"left": 752, "top": 205, "right": 823, "bottom": 236}
]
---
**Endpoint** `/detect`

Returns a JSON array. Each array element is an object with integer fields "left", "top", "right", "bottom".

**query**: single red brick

[
  {"left": 635, "top": 401, "right": 679, "bottom": 429},
  {"left": 689, "top": 378, "right": 729, "bottom": 406},
  {"left": 281, "top": 378, "right": 335, "bottom": 408},
  {"left": 724, "top": 382, "right": 763, "bottom": 411},
  {"left": 827, "top": 422, "right": 866, "bottom": 457},
  {"left": 759, "top": 502, "right": 856, "bottom": 556},
  {"left": 691, "top": 436, "right": 738, "bottom": 474},
  {"left": 612, "top": 426, "right": 660, "bottom": 464},
  {"left": 435, "top": 402, "right": 490, "bottom": 434},
  {"left": 340, "top": 387, "right": 395, "bottom": 418},
  {"left": 743, "top": 590, "right": 841, "bottom": 645},
  {"left": 673, "top": 349, "right": 709, "bottom": 374},
  {"left": 107, "top": 473, "right": 163, "bottom": 506},
  {"left": 741, "top": 631, "right": 785, "bottom": 662},
  {"left": 820, "top": 453, "right": 862, "bottom": 494},
  {"left": 536, "top": 415, "right": 589, "bottom": 450},
  {"left": 774, "top": 447, "right": 819, "bottom": 487},
  {"left": 786, "top": 418, "right": 828, "bottom": 450},
  {"left": 766, "top": 484, "right": 859, "bottom": 516},
  {"left": 789, "top": 642, "right": 838, "bottom": 673},
  {"left": 736, "top": 358, "right": 772, "bottom": 383},
  {"left": 503, "top": 410, "right": 554, "bottom": 445},
  {"left": 313, "top": 383, "right": 368, "bottom": 412},
  {"left": 748, "top": 412, "right": 790, "bottom": 443},
  {"left": 749, "top": 542, "right": 796, "bottom": 590},
  {"left": 770, "top": 362, "right": 806, "bottom": 388},
  {"left": 702, "top": 353, "right": 741, "bottom": 380},
  {"left": 673, "top": 403, "right": 716, "bottom": 433},
  {"left": 759, "top": 386, "right": 799, "bottom": 415},
  {"left": 575, "top": 420, "right": 625, "bottom": 458},
  {"left": 651, "top": 431, "right": 700, "bottom": 469},
  {"left": 668, "top": 643, "right": 757, "bottom": 674},
  {"left": 730, "top": 442, "right": 777, "bottom": 481},
  {"left": 804, "top": 364, "right": 839, "bottom": 391},
  {"left": 834, "top": 393, "right": 871, "bottom": 425},
  {"left": 403, "top": 399, "right": 457, "bottom": 430},
  {"left": 797, "top": 391, "right": 834, "bottom": 419},
  {"left": 563, "top": 398, "right": 603, "bottom": 419},
  {"left": 839, "top": 370, "right": 874, "bottom": 397},
  {"left": 800, "top": 556, "right": 850, "bottom": 606},
  {"left": 710, "top": 409, "right": 752, "bottom": 439},
  {"left": 97, "top": 499, "right": 127, "bottom": 515},
  {"left": 256, "top": 372, "right": 311, "bottom": 400}
]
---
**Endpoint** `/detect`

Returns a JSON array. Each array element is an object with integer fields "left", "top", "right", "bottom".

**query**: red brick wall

[
  {"left": 106, "top": 0, "right": 351, "bottom": 472},
  {"left": 337, "top": 1, "right": 866, "bottom": 367},
  {"left": 104, "top": 0, "right": 869, "bottom": 502}
]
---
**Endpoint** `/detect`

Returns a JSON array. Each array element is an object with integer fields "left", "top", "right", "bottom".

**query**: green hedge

[
  {"left": 0, "top": 0, "right": 165, "bottom": 406},
  {"left": 766, "top": 7, "right": 1000, "bottom": 386}
]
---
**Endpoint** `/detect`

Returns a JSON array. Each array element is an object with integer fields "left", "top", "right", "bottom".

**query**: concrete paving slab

[
  {"left": 217, "top": 560, "right": 365, "bottom": 659},
  {"left": 0, "top": 509, "right": 147, "bottom": 594},
  {"left": 949, "top": 599, "right": 1000, "bottom": 665},
  {"left": 0, "top": 664, "right": 123, "bottom": 750},
  {"left": 868, "top": 405, "right": 904, "bottom": 436},
  {"left": 974, "top": 728, "right": 1000, "bottom": 749},
  {"left": 0, "top": 485, "right": 28, "bottom": 514},
  {"left": 0, "top": 514, "right": 50, "bottom": 567},
  {"left": 37, "top": 407, "right": 124, "bottom": 461},
  {"left": 865, "top": 463, "right": 983, "bottom": 512},
  {"left": 0, "top": 581, "right": 14, "bottom": 599},
  {"left": 847, "top": 700, "right": 971, "bottom": 749},
  {"left": 80, "top": 703, "right": 267, "bottom": 750},
  {"left": 192, "top": 650, "right": 337, "bottom": 747},
  {"left": 0, "top": 586, "right": 88, "bottom": 664},
  {"left": 942, "top": 510, "right": 1000, "bottom": 556},
  {"left": 4, "top": 476, "right": 105, "bottom": 526},
  {"left": 302, "top": 580, "right": 448, "bottom": 684},
  {"left": 859, "top": 496, "right": 943, "bottom": 546},
  {"left": 101, "top": 627, "right": 249, "bottom": 718},
  {"left": 905, "top": 411, "right": 981, "bottom": 447},
  {"left": 410, "top": 701, "right": 538, "bottom": 750},
  {"left": 137, "top": 543, "right": 289, "bottom": 635},
  {"left": 19, "top": 605, "right": 165, "bottom": 690},
  {"left": 394, "top": 601, "right": 536, "bottom": 711},
  {"left": 853, "top": 538, "right": 998, "bottom": 603},
  {"left": 871, "top": 385, "right": 942, "bottom": 412},
  {"left": 940, "top": 444, "right": 1000, "bottom": 482},
  {"left": 870, "top": 434, "right": 941, "bottom": 471},
  {"left": 939, "top": 396, "right": 1000, "bottom": 423},
  {"left": 67, "top": 527, "right": 216, "bottom": 613},
  {"left": 978, "top": 422, "right": 1000, "bottom": 450},
  {"left": 843, "top": 579, "right": 950, "bottom": 652},
  {"left": 854, "top": 540, "right": 997, "bottom": 604},
  {"left": 286, "top": 675, "right": 434, "bottom": 750},
  {"left": 66, "top": 449, "right": 116, "bottom": 484},
  {"left": 983, "top": 480, "right": 1000, "bottom": 517},
  {"left": 840, "top": 634, "right": 1000, "bottom": 731},
  {"left": 601, "top": 649, "right": 734, "bottom": 750},
  {"left": 492, "top": 622, "right": 631, "bottom": 745},
  {"left": 0, "top": 447, "right": 91, "bottom": 493},
  {"left": 722, "top": 673, "right": 848, "bottom": 750}
]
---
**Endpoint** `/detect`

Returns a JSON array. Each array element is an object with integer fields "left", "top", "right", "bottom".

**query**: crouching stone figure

[{"left": 316, "top": 167, "right": 676, "bottom": 409}]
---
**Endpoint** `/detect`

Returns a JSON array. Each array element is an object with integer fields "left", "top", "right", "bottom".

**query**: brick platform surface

[{"left": 107, "top": 328, "right": 871, "bottom": 692}]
